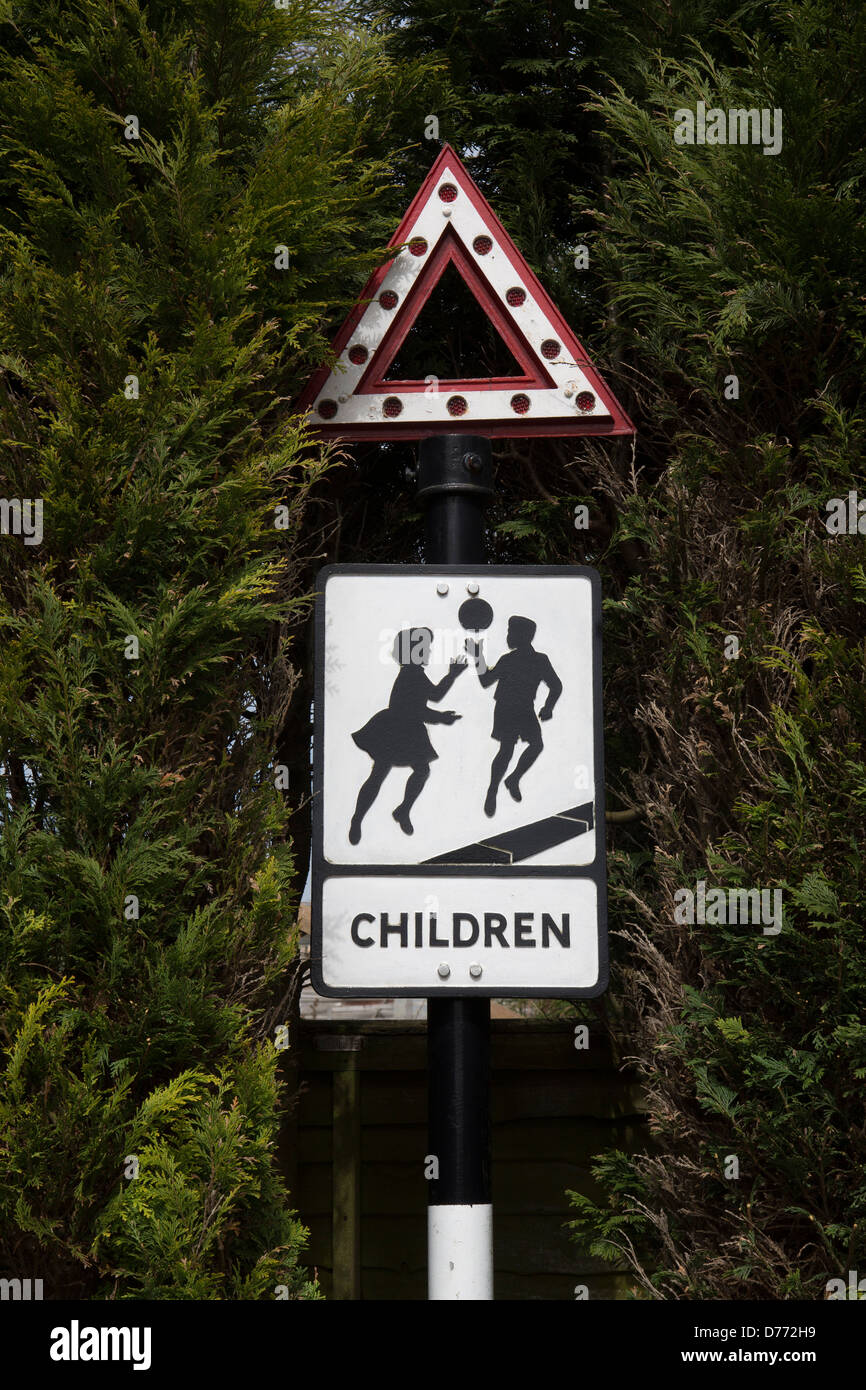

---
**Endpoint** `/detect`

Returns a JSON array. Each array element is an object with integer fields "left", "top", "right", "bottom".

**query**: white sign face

[
  {"left": 321, "top": 877, "right": 599, "bottom": 993},
  {"left": 312, "top": 565, "right": 607, "bottom": 998}
]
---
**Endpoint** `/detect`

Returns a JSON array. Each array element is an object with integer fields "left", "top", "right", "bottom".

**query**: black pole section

[
  {"left": 416, "top": 433, "right": 493, "bottom": 565},
  {"left": 415, "top": 434, "right": 494, "bottom": 1212}
]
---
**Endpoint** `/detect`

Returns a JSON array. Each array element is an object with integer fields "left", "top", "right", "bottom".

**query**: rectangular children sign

[{"left": 311, "top": 565, "right": 608, "bottom": 998}]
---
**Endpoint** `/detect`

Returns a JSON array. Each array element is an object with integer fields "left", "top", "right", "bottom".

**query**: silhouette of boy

[{"left": 467, "top": 615, "right": 562, "bottom": 817}]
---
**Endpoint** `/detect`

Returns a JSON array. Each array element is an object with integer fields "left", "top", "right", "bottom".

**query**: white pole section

[{"left": 428, "top": 1205, "right": 494, "bottom": 1301}]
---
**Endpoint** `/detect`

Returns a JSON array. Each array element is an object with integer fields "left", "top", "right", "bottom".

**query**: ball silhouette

[{"left": 458, "top": 597, "right": 494, "bottom": 631}]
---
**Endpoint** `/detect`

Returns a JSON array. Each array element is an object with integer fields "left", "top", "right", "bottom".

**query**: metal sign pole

[
  {"left": 415, "top": 433, "right": 495, "bottom": 1301},
  {"left": 304, "top": 144, "right": 629, "bottom": 1302}
]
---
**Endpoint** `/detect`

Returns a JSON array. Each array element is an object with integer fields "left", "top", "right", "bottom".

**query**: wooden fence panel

[{"left": 281, "top": 1019, "right": 646, "bottom": 1301}]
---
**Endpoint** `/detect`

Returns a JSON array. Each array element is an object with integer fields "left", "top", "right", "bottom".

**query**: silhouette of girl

[{"left": 349, "top": 627, "right": 466, "bottom": 844}]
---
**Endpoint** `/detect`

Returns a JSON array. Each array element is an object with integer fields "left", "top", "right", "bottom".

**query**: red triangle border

[{"left": 296, "top": 144, "right": 635, "bottom": 441}]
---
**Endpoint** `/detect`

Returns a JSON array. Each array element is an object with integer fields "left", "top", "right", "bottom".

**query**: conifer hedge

[
  {"left": 363, "top": 0, "right": 866, "bottom": 1299},
  {"left": 0, "top": 0, "right": 427, "bottom": 1299}
]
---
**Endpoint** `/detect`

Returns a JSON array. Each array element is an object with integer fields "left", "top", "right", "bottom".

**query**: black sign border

[{"left": 311, "top": 564, "right": 608, "bottom": 999}]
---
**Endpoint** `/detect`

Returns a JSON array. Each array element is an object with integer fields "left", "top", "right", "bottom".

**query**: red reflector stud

[
  {"left": 408, "top": 237, "right": 428, "bottom": 257},
  {"left": 510, "top": 394, "right": 530, "bottom": 415},
  {"left": 318, "top": 400, "right": 337, "bottom": 420},
  {"left": 447, "top": 396, "right": 468, "bottom": 417},
  {"left": 379, "top": 290, "right": 398, "bottom": 309},
  {"left": 472, "top": 236, "right": 492, "bottom": 255},
  {"left": 506, "top": 287, "right": 526, "bottom": 307},
  {"left": 541, "top": 339, "right": 560, "bottom": 360},
  {"left": 438, "top": 183, "right": 458, "bottom": 202},
  {"left": 576, "top": 391, "right": 596, "bottom": 412},
  {"left": 383, "top": 396, "right": 403, "bottom": 418},
  {"left": 348, "top": 345, "right": 368, "bottom": 365}
]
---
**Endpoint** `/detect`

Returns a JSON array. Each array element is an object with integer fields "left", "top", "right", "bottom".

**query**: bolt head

[
  {"left": 436, "top": 582, "right": 449, "bottom": 596},
  {"left": 463, "top": 453, "right": 482, "bottom": 473},
  {"left": 469, "top": 964, "right": 482, "bottom": 979},
  {"left": 437, "top": 963, "right": 451, "bottom": 978},
  {"left": 466, "top": 583, "right": 479, "bottom": 596}
]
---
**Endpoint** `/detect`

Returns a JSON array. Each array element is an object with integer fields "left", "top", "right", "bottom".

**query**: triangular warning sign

[{"left": 296, "top": 144, "right": 635, "bottom": 440}]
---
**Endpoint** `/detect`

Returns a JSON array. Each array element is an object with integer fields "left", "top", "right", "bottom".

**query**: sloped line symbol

[{"left": 423, "top": 802, "right": 594, "bottom": 865}]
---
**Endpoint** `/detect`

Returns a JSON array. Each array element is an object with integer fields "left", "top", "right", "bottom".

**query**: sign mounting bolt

[
  {"left": 469, "top": 964, "right": 483, "bottom": 979},
  {"left": 437, "top": 963, "right": 451, "bottom": 978},
  {"left": 436, "top": 582, "right": 449, "bottom": 596},
  {"left": 466, "top": 583, "right": 479, "bottom": 595}
]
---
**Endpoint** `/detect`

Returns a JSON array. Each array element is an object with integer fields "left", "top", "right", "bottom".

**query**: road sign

[
  {"left": 296, "top": 144, "right": 634, "bottom": 441},
  {"left": 312, "top": 564, "right": 608, "bottom": 998}
]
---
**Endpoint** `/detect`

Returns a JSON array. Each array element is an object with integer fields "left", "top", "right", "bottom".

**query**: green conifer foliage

[
  {"left": 557, "top": 0, "right": 866, "bottom": 1300},
  {"left": 368, "top": 0, "right": 866, "bottom": 1297},
  {"left": 0, "top": 0, "right": 425, "bottom": 1298}
]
